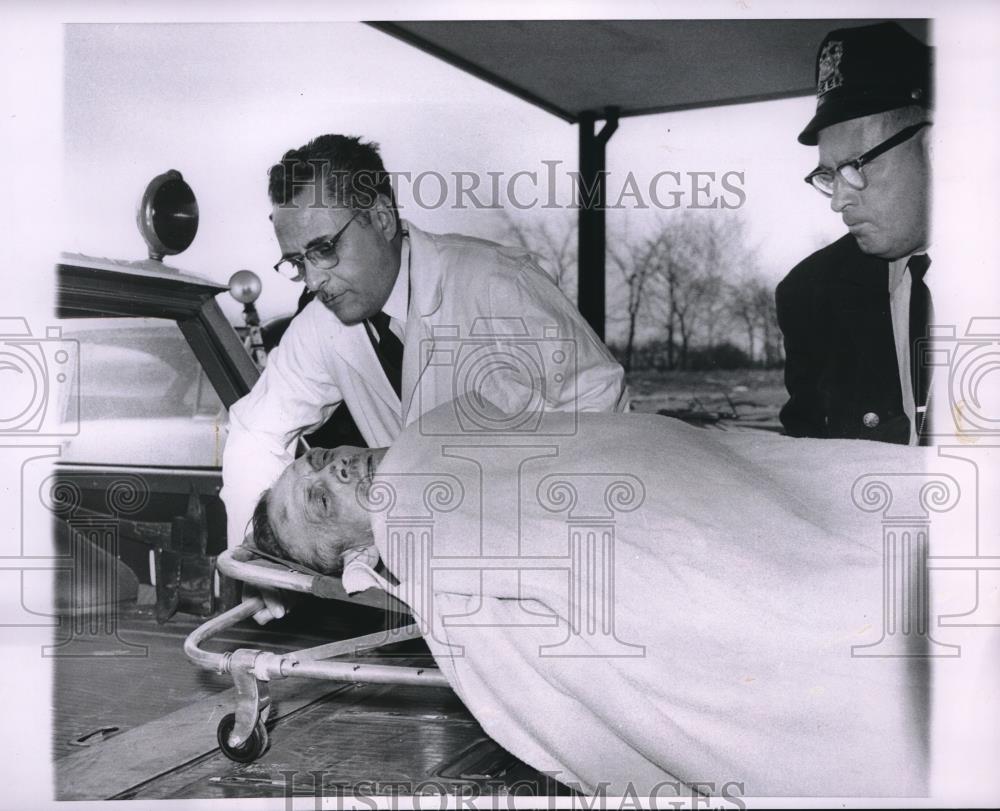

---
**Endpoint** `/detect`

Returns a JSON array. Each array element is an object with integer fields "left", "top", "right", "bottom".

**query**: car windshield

[{"left": 63, "top": 318, "right": 223, "bottom": 422}]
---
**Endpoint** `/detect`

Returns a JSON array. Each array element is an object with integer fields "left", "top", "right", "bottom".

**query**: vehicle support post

[{"left": 576, "top": 108, "right": 619, "bottom": 342}]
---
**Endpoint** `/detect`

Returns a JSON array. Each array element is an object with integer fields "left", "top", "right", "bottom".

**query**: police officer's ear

[{"left": 369, "top": 193, "right": 399, "bottom": 242}]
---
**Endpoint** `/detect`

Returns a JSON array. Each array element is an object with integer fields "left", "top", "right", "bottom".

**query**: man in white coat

[{"left": 221, "top": 134, "right": 627, "bottom": 619}]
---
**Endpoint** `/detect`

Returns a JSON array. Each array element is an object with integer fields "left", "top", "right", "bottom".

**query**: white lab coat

[{"left": 221, "top": 223, "right": 627, "bottom": 548}]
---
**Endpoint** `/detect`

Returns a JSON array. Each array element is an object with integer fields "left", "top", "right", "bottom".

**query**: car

[
  {"left": 58, "top": 318, "right": 227, "bottom": 469},
  {"left": 53, "top": 172, "right": 260, "bottom": 622},
  {"left": 51, "top": 174, "right": 375, "bottom": 625}
]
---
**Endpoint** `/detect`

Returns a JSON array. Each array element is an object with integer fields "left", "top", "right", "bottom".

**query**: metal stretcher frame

[{"left": 184, "top": 548, "right": 451, "bottom": 763}]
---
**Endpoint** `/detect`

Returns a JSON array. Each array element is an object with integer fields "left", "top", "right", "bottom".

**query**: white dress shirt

[{"left": 364, "top": 230, "right": 410, "bottom": 350}]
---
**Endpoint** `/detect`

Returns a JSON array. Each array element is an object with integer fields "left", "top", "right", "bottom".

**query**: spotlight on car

[
  {"left": 228, "top": 269, "right": 262, "bottom": 305},
  {"left": 229, "top": 270, "right": 266, "bottom": 369},
  {"left": 136, "top": 170, "right": 199, "bottom": 261}
]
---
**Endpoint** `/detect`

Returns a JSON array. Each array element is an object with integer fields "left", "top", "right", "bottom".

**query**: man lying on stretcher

[
  {"left": 251, "top": 445, "right": 386, "bottom": 577},
  {"left": 245, "top": 405, "right": 945, "bottom": 797}
]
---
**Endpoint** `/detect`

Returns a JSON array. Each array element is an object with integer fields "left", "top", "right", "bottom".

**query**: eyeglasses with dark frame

[
  {"left": 804, "top": 121, "right": 932, "bottom": 197},
  {"left": 273, "top": 210, "right": 362, "bottom": 281}
]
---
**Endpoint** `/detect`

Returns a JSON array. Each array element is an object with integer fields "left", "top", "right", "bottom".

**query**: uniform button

[{"left": 863, "top": 412, "right": 880, "bottom": 429}]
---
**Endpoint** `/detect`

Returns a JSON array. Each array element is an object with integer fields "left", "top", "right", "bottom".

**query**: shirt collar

[{"left": 381, "top": 227, "right": 410, "bottom": 326}]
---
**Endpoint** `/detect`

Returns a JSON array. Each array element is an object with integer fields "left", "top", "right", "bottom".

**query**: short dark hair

[
  {"left": 267, "top": 134, "right": 398, "bottom": 222},
  {"left": 249, "top": 479, "right": 362, "bottom": 576},
  {"left": 250, "top": 489, "right": 289, "bottom": 559}
]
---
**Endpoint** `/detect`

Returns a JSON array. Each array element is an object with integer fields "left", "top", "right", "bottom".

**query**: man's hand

[{"left": 248, "top": 586, "right": 300, "bottom": 625}]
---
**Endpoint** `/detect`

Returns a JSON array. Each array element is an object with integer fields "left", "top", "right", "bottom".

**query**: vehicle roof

[
  {"left": 57, "top": 252, "right": 229, "bottom": 320},
  {"left": 368, "top": 19, "right": 930, "bottom": 123},
  {"left": 56, "top": 251, "right": 259, "bottom": 407},
  {"left": 59, "top": 252, "right": 227, "bottom": 291}
]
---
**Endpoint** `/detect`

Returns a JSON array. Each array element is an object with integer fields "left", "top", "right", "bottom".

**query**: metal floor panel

[
  {"left": 53, "top": 600, "right": 571, "bottom": 799},
  {"left": 122, "top": 682, "right": 572, "bottom": 800},
  {"left": 52, "top": 598, "right": 402, "bottom": 761}
]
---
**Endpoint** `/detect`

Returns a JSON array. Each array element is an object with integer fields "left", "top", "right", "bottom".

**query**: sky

[{"left": 59, "top": 20, "right": 846, "bottom": 337}]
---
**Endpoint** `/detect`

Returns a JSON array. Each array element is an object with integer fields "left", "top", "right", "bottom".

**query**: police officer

[{"left": 777, "top": 22, "right": 933, "bottom": 444}]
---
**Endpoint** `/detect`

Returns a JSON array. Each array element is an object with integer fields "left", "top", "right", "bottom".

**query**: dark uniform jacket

[{"left": 776, "top": 233, "right": 910, "bottom": 444}]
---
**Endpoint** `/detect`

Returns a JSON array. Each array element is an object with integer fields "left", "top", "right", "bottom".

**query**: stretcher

[{"left": 184, "top": 547, "right": 450, "bottom": 763}]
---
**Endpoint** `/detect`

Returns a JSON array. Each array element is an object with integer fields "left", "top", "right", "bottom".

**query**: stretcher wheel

[{"left": 216, "top": 713, "right": 269, "bottom": 763}]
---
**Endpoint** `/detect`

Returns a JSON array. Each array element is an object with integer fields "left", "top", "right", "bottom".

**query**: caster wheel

[{"left": 216, "top": 713, "right": 269, "bottom": 763}]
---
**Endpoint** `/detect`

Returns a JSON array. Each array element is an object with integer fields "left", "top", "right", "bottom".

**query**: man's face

[
  {"left": 267, "top": 446, "right": 388, "bottom": 574},
  {"left": 272, "top": 193, "right": 400, "bottom": 325},
  {"left": 817, "top": 111, "right": 931, "bottom": 259}
]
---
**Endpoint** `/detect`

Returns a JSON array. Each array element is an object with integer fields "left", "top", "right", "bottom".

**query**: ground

[{"left": 626, "top": 367, "right": 786, "bottom": 432}]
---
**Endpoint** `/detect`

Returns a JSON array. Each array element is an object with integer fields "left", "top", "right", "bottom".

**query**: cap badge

[{"left": 817, "top": 40, "right": 844, "bottom": 97}]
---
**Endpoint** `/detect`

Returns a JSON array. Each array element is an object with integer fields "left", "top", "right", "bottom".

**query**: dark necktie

[
  {"left": 908, "top": 254, "right": 933, "bottom": 441},
  {"left": 367, "top": 311, "right": 404, "bottom": 398}
]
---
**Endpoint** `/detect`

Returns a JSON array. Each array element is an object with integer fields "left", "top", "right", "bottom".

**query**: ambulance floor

[{"left": 52, "top": 599, "right": 572, "bottom": 800}]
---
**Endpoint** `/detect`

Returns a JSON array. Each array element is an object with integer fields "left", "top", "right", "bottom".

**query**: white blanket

[{"left": 356, "top": 402, "right": 936, "bottom": 797}]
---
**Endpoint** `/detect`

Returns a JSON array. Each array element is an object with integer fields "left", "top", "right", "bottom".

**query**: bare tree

[
  {"left": 501, "top": 207, "right": 779, "bottom": 371},
  {"left": 499, "top": 210, "right": 577, "bottom": 300},
  {"left": 724, "top": 269, "right": 781, "bottom": 366},
  {"left": 726, "top": 279, "right": 761, "bottom": 363},
  {"left": 754, "top": 281, "right": 783, "bottom": 366},
  {"left": 608, "top": 229, "right": 665, "bottom": 372},
  {"left": 645, "top": 212, "right": 748, "bottom": 369}
]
